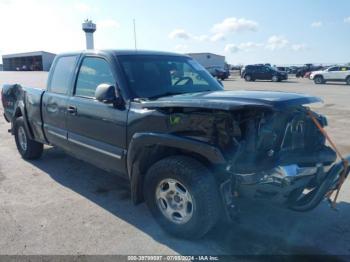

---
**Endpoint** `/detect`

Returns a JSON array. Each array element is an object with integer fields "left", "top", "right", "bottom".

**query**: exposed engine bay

[{"left": 163, "top": 105, "right": 349, "bottom": 214}]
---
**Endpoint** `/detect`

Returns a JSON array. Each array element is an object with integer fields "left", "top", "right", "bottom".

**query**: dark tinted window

[
  {"left": 340, "top": 66, "right": 349, "bottom": 71},
  {"left": 75, "top": 57, "right": 115, "bottom": 98},
  {"left": 328, "top": 67, "right": 339, "bottom": 72},
  {"left": 118, "top": 55, "right": 222, "bottom": 99},
  {"left": 50, "top": 56, "right": 77, "bottom": 94}
]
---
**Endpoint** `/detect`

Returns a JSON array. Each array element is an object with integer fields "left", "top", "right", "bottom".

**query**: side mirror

[
  {"left": 95, "top": 83, "right": 125, "bottom": 109},
  {"left": 95, "top": 84, "right": 116, "bottom": 103}
]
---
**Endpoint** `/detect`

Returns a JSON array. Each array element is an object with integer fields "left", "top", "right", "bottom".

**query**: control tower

[{"left": 82, "top": 19, "right": 96, "bottom": 49}]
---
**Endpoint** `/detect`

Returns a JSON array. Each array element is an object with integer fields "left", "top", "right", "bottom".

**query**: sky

[{"left": 0, "top": 0, "right": 350, "bottom": 65}]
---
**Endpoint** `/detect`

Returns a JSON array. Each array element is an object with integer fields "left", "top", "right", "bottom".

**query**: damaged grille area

[{"left": 165, "top": 106, "right": 336, "bottom": 174}]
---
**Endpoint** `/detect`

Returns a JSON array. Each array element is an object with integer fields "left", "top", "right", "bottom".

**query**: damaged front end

[
  {"left": 142, "top": 91, "right": 349, "bottom": 215},
  {"left": 163, "top": 104, "right": 349, "bottom": 215},
  {"left": 219, "top": 106, "right": 350, "bottom": 215}
]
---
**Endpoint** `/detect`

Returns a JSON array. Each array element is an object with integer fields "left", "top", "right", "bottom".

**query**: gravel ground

[{"left": 0, "top": 72, "right": 350, "bottom": 256}]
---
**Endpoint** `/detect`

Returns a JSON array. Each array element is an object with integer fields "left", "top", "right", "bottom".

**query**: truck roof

[{"left": 57, "top": 49, "right": 188, "bottom": 58}]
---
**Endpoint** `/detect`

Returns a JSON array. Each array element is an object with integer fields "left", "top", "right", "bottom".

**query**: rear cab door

[
  {"left": 65, "top": 53, "right": 128, "bottom": 175},
  {"left": 42, "top": 54, "right": 79, "bottom": 149}
]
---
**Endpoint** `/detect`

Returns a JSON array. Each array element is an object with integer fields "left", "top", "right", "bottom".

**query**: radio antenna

[{"left": 133, "top": 19, "right": 137, "bottom": 50}]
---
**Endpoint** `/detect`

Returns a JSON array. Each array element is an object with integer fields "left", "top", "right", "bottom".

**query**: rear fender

[{"left": 11, "top": 101, "right": 34, "bottom": 140}]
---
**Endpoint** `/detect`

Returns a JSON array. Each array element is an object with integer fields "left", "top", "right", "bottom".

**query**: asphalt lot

[{"left": 0, "top": 71, "right": 350, "bottom": 256}]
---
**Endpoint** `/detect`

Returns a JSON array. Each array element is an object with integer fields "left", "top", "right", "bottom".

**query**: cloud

[
  {"left": 311, "top": 21, "right": 323, "bottom": 28},
  {"left": 169, "top": 17, "right": 258, "bottom": 43},
  {"left": 194, "top": 35, "right": 209, "bottom": 42},
  {"left": 168, "top": 29, "right": 192, "bottom": 40},
  {"left": 98, "top": 19, "right": 120, "bottom": 29},
  {"left": 212, "top": 17, "right": 258, "bottom": 34},
  {"left": 74, "top": 2, "right": 91, "bottom": 13},
  {"left": 344, "top": 17, "right": 350, "bottom": 23},
  {"left": 291, "top": 44, "right": 307, "bottom": 51},
  {"left": 239, "top": 42, "right": 263, "bottom": 50},
  {"left": 210, "top": 33, "right": 226, "bottom": 42},
  {"left": 225, "top": 44, "right": 240, "bottom": 53},
  {"left": 225, "top": 42, "right": 263, "bottom": 53},
  {"left": 266, "top": 35, "right": 289, "bottom": 50}
]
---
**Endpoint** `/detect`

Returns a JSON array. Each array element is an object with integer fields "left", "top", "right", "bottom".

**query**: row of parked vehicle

[{"left": 238, "top": 63, "right": 350, "bottom": 85}]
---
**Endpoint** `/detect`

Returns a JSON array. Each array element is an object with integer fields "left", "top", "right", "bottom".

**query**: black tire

[
  {"left": 272, "top": 75, "right": 279, "bottom": 82},
  {"left": 244, "top": 75, "right": 252, "bottom": 81},
  {"left": 346, "top": 77, "right": 350, "bottom": 85},
  {"left": 14, "top": 117, "right": 43, "bottom": 160},
  {"left": 314, "top": 76, "right": 324, "bottom": 84},
  {"left": 144, "top": 156, "right": 221, "bottom": 239}
]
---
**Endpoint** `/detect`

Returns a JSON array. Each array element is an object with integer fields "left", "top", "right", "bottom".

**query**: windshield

[{"left": 118, "top": 55, "right": 223, "bottom": 99}]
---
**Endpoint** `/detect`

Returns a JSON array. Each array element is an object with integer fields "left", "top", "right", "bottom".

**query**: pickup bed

[{"left": 2, "top": 50, "right": 349, "bottom": 239}]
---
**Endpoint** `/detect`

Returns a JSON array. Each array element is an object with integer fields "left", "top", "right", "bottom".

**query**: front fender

[{"left": 127, "top": 132, "right": 226, "bottom": 204}]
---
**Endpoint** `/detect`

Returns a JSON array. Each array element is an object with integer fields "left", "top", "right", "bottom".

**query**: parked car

[
  {"left": 276, "top": 66, "right": 289, "bottom": 72},
  {"left": 310, "top": 66, "right": 350, "bottom": 85},
  {"left": 206, "top": 66, "right": 230, "bottom": 80},
  {"left": 296, "top": 65, "right": 324, "bottom": 78},
  {"left": 2, "top": 50, "right": 349, "bottom": 239},
  {"left": 242, "top": 64, "right": 288, "bottom": 82}
]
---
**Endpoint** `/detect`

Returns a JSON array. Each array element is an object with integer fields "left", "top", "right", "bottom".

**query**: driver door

[{"left": 66, "top": 56, "right": 128, "bottom": 175}]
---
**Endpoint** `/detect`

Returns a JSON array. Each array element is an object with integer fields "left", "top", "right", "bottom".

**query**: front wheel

[
  {"left": 314, "top": 76, "right": 324, "bottom": 84},
  {"left": 272, "top": 75, "right": 279, "bottom": 82},
  {"left": 144, "top": 156, "right": 221, "bottom": 239},
  {"left": 244, "top": 75, "right": 252, "bottom": 81},
  {"left": 14, "top": 117, "right": 43, "bottom": 160}
]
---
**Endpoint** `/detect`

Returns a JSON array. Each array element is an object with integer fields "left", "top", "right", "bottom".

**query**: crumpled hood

[{"left": 141, "top": 90, "right": 322, "bottom": 111}]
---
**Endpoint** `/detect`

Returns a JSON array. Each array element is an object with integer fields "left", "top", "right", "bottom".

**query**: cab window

[
  {"left": 49, "top": 55, "right": 78, "bottom": 94},
  {"left": 75, "top": 57, "right": 115, "bottom": 98}
]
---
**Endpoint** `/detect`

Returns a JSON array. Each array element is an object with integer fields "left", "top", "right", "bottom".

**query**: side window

[
  {"left": 50, "top": 56, "right": 77, "bottom": 94},
  {"left": 328, "top": 67, "right": 339, "bottom": 72},
  {"left": 75, "top": 57, "right": 115, "bottom": 98}
]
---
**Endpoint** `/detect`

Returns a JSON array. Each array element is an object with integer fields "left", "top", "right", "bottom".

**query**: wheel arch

[
  {"left": 12, "top": 103, "right": 34, "bottom": 140},
  {"left": 127, "top": 132, "right": 226, "bottom": 204}
]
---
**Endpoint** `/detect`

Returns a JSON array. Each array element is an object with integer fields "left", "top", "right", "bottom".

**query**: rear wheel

[
  {"left": 144, "top": 156, "right": 221, "bottom": 239},
  {"left": 346, "top": 77, "right": 350, "bottom": 85},
  {"left": 14, "top": 117, "right": 43, "bottom": 160},
  {"left": 314, "top": 76, "right": 324, "bottom": 84},
  {"left": 244, "top": 75, "right": 252, "bottom": 81}
]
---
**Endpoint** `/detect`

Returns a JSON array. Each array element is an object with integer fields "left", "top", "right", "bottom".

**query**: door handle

[{"left": 67, "top": 105, "right": 77, "bottom": 115}]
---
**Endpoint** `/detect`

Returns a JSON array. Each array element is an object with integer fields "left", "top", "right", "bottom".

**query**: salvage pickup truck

[{"left": 2, "top": 50, "right": 349, "bottom": 239}]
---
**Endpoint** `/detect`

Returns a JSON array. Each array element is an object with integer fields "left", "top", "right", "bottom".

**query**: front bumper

[{"left": 222, "top": 156, "right": 350, "bottom": 214}]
